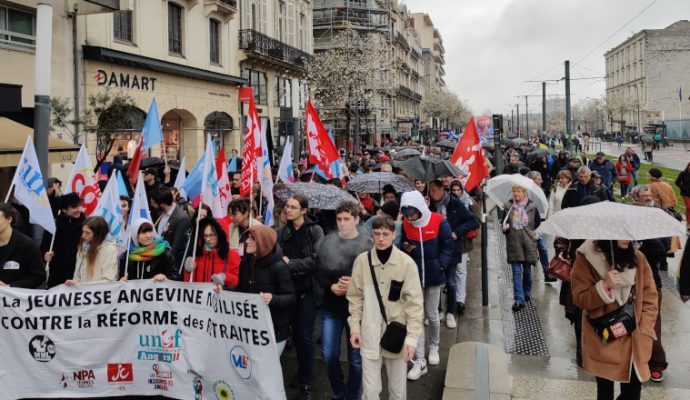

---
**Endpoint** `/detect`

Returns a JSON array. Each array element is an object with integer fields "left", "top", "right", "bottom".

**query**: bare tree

[
  {"left": 421, "top": 89, "right": 472, "bottom": 131},
  {"left": 606, "top": 91, "right": 633, "bottom": 132}
]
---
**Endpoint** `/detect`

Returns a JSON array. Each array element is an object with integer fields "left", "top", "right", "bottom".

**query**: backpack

[{"left": 654, "top": 134, "right": 662, "bottom": 141}]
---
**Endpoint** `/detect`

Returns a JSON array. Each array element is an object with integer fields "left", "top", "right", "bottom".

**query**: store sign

[{"left": 96, "top": 70, "right": 157, "bottom": 91}]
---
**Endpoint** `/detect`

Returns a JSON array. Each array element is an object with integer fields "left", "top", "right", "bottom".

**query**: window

[
  {"left": 113, "top": 10, "right": 133, "bottom": 42},
  {"left": 298, "top": 13, "right": 306, "bottom": 51},
  {"left": 243, "top": 68, "right": 268, "bottom": 105},
  {"left": 273, "top": 76, "right": 292, "bottom": 107},
  {"left": 0, "top": 5, "right": 36, "bottom": 49},
  {"left": 168, "top": 3, "right": 183, "bottom": 55},
  {"left": 209, "top": 18, "right": 220, "bottom": 64}
]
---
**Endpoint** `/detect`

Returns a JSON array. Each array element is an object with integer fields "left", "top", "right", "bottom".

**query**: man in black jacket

[
  {"left": 41, "top": 193, "right": 85, "bottom": 288},
  {"left": 151, "top": 187, "right": 191, "bottom": 272},
  {"left": 276, "top": 194, "right": 325, "bottom": 400},
  {"left": 0, "top": 203, "right": 45, "bottom": 288},
  {"left": 428, "top": 180, "right": 479, "bottom": 325},
  {"left": 561, "top": 167, "right": 609, "bottom": 209}
]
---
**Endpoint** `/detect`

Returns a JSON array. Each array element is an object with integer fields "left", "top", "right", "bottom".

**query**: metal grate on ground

[
  {"left": 660, "top": 269, "right": 681, "bottom": 298},
  {"left": 490, "top": 215, "right": 550, "bottom": 356}
]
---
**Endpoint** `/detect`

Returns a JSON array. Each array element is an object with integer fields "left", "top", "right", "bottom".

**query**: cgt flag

[
  {"left": 215, "top": 148, "right": 231, "bottom": 217},
  {"left": 305, "top": 100, "right": 339, "bottom": 179},
  {"left": 65, "top": 144, "right": 102, "bottom": 216},
  {"left": 10, "top": 137, "right": 55, "bottom": 234},
  {"left": 451, "top": 116, "right": 490, "bottom": 191}
]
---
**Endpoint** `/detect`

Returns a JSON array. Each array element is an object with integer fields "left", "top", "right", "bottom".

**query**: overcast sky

[{"left": 403, "top": 0, "right": 690, "bottom": 116}]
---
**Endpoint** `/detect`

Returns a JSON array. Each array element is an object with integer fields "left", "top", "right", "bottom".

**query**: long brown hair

[{"left": 79, "top": 216, "right": 110, "bottom": 279}]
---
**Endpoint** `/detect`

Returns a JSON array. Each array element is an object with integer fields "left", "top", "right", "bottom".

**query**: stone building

[
  {"left": 409, "top": 12, "right": 445, "bottom": 131},
  {"left": 605, "top": 20, "right": 690, "bottom": 138}
]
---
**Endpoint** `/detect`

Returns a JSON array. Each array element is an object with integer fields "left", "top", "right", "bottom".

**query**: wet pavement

[{"left": 589, "top": 139, "right": 688, "bottom": 171}]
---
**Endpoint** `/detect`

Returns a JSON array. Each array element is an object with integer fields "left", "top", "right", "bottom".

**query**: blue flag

[
  {"left": 142, "top": 98, "right": 163, "bottom": 151},
  {"left": 115, "top": 170, "right": 129, "bottom": 198},
  {"left": 182, "top": 153, "right": 206, "bottom": 201}
]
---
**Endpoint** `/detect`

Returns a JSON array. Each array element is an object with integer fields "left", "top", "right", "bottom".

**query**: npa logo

[
  {"left": 60, "top": 369, "right": 95, "bottom": 389},
  {"left": 29, "top": 335, "right": 56, "bottom": 362},
  {"left": 229, "top": 345, "right": 252, "bottom": 380},
  {"left": 107, "top": 363, "right": 134, "bottom": 383},
  {"left": 137, "top": 329, "right": 182, "bottom": 363}
]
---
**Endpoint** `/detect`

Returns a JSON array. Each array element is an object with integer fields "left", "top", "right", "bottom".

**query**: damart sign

[{"left": 0, "top": 280, "right": 285, "bottom": 399}]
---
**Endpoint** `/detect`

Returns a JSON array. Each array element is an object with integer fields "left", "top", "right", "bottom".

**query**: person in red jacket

[
  {"left": 184, "top": 217, "right": 239, "bottom": 291},
  {"left": 616, "top": 154, "right": 632, "bottom": 199}
]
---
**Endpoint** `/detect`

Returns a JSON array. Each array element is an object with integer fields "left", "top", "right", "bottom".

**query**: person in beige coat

[
  {"left": 347, "top": 216, "right": 423, "bottom": 400},
  {"left": 66, "top": 216, "right": 119, "bottom": 285},
  {"left": 571, "top": 239, "right": 658, "bottom": 400}
]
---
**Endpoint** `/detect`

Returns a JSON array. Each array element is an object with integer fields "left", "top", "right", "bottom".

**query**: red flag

[
  {"left": 216, "top": 148, "right": 232, "bottom": 213},
  {"left": 305, "top": 100, "right": 339, "bottom": 179},
  {"left": 451, "top": 117, "right": 489, "bottom": 191},
  {"left": 127, "top": 137, "right": 144, "bottom": 185},
  {"left": 240, "top": 93, "right": 261, "bottom": 197}
]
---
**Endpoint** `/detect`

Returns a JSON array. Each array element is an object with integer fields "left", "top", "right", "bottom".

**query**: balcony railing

[
  {"left": 239, "top": 29, "right": 312, "bottom": 69},
  {"left": 398, "top": 85, "right": 422, "bottom": 102}
]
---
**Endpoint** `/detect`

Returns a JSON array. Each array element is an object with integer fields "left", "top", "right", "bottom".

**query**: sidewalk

[{"left": 591, "top": 140, "right": 688, "bottom": 171}]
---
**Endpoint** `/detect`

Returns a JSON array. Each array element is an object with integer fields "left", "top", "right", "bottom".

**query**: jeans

[
  {"left": 630, "top": 170, "right": 639, "bottom": 188},
  {"left": 595, "top": 369, "right": 641, "bottom": 400},
  {"left": 445, "top": 262, "right": 458, "bottom": 314},
  {"left": 620, "top": 183, "right": 629, "bottom": 197},
  {"left": 416, "top": 285, "right": 442, "bottom": 360},
  {"left": 511, "top": 262, "right": 532, "bottom": 304},
  {"left": 455, "top": 254, "right": 469, "bottom": 304},
  {"left": 321, "top": 310, "right": 362, "bottom": 400},
  {"left": 536, "top": 237, "right": 549, "bottom": 271},
  {"left": 291, "top": 292, "right": 317, "bottom": 389}
]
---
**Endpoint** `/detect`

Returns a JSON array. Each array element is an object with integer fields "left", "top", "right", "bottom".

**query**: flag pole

[
  {"left": 123, "top": 233, "right": 132, "bottom": 280},
  {"left": 189, "top": 199, "right": 201, "bottom": 284},
  {"left": 3, "top": 183, "right": 14, "bottom": 203},
  {"left": 179, "top": 231, "right": 192, "bottom": 276},
  {"left": 44, "top": 209, "right": 61, "bottom": 284},
  {"left": 248, "top": 167, "right": 255, "bottom": 228}
]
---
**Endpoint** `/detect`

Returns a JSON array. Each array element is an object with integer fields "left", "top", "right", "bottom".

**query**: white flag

[
  {"left": 173, "top": 157, "right": 187, "bottom": 198},
  {"left": 11, "top": 137, "right": 56, "bottom": 234},
  {"left": 259, "top": 123, "right": 275, "bottom": 226},
  {"left": 95, "top": 173, "right": 126, "bottom": 252},
  {"left": 129, "top": 172, "right": 155, "bottom": 241},
  {"left": 65, "top": 144, "right": 101, "bottom": 216},
  {"left": 277, "top": 137, "right": 295, "bottom": 183},
  {"left": 201, "top": 135, "right": 224, "bottom": 217}
]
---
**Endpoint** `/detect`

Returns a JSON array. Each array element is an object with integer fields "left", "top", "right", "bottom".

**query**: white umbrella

[
  {"left": 485, "top": 174, "right": 549, "bottom": 217},
  {"left": 536, "top": 202, "right": 685, "bottom": 240}
]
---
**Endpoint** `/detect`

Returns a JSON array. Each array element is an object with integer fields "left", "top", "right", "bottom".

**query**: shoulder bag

[
  {"left": 547, "top": 242, "right": 572, "bottom": 282},
  {"left": 587, "top": 286, "right": 636, "bottom": 345},
  {"left": 367, "top": 252, "right": 407, "bottom": 354}
]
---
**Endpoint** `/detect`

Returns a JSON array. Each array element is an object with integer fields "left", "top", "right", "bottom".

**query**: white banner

[{"left": 0, "top": 280, "right": 285, "bottom": 399}]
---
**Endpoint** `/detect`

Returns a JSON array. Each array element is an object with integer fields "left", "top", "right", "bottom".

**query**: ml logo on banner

[{"left": 229, "top": 346, "right": 252, "bottom": 380}]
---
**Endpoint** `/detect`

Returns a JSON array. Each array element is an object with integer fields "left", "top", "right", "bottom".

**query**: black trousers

[{"left": 595, "top": 368, "right": 641, "bottom": 400}]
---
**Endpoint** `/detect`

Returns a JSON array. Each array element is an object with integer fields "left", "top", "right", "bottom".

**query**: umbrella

[
  {"left": 347, "top": 172, "right": 415, "bottom": 193},
  {"left": 435, "top": 139, "right": 458, "bottom": 149},
  {"left": 502, "top": 138, "right": 527, "bottom": 147},
  {"left": 536, "top": 202, "right": 685, "bottom": 240},
  {"left": 526, "top": 149, "right": 556, "bottom": 163},
  {"left": 394, "top": 148, "right": 421, "bottom": 159},
  {"left": 639, "top": 134, "right": 655, "bottom": 144},
  {"left": 396, "top": 156, "right": 467, "bottom": 182},
  {"left": 140, "top": 157, "right": 164, "bottom": 169},
  {"left": 275, "top": 182, "right": 357, "bottom": 210},
  {"left": 485, "top": 174, "right": 549, "bottom": 217}
]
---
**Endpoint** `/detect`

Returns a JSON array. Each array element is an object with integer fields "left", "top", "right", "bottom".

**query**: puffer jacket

[
  {"left": 185, "top": 248, "right": 240, "bottom": 287},
  {"left": 429, "top": 193, "right": 479, "bottom": 265},
  {"left": 400, "top": 191, "right": 454, "bottom": 288},
  {"left": 501, "top": 199, "right": 540, "bottom": 264}
]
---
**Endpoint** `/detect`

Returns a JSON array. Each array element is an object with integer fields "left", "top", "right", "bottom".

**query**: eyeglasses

[
  {"left": 285, "top": 204, "right": 301, "bottom": 210},
  {"left": 203, "top": 233, "right": 217, "bottom": 239}
]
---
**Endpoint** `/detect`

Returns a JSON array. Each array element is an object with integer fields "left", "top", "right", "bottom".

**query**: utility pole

[
  {"left": 542, "top": 82, "right": 546, "bottom": 135},
  {"left": 565, "top": 60, "right": 572, "bottom": 150},
  {"left": 511, "top": 109, "right": 514, "bottom": 136},
  {"left": 525, "top": 95, "right": 529, "bottom": 136},
  {"left": 516, "top": 104, "right": 520, "bottom": 138}
]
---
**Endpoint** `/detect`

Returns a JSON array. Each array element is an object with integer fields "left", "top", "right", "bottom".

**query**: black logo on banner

[{"left": 29, "top": 335, "right": 56, "bottom": 362}]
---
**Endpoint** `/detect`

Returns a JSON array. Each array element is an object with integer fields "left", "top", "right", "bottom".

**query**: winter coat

[
  {"left": 461, "top": 199, "right": 482, "bottom": 254},
  {"left": 678, "top": 236, "right": 690, "bottom": 297},
  {"left": 674, "top": 170, "right": 690, "bottom": 197},
  {"left": 588, "top": 159, "right": 616, "bottom": 188},
  {"left": 571, "top": 240, "right": 658, "bottom": 383},
  {"left": 159, "top": 204, "right": 192, "bottom": 270},
  {"left": 0, "top": 229, "right": 45, "bottom": 288},
  {"left": 429, "top": 194, "right": 479, "bottom": 265},
  {"left": 554, "top": 237, "right": 584, "bottom": 322},
  {"left": 616, "top": 162, "right": 631, "bottom": 185},
  {"left": 237, "top": 245, "right": 296, "bottom": 342},
  {"left": 648, "top": 178, "right": 677, "bottom": 210},
  {"left": 549, "top": 184, "right": 569, "bottom": 214},
  {"left": 400, "top": 192, "right": 454, "bottom": 288},
  {"left": 501, "top": 199, "right": 540, "bottom": 264},
  {"left": 502, "top": 163, "right": 524, "bottom": 175},
  {"left": 276, "top": 218, "right": 325, "bottom": 301},
  {"left": 561, "top": 181, "right": 609, "bottom": 209},
  {"left": 73, "top": 242, "right": 120, "bottom": 283},
  {"left": 530, "top": 160, "right": 552, "bottom": 192},
  {"left": 40, "top": 212, "right": 85, "bottom": 288},
  {"left": 120, "top": 249, "right": 178, "bottom": 281},
  {"left": 185, "top": 248, "right": 240, "bottom": 287}
]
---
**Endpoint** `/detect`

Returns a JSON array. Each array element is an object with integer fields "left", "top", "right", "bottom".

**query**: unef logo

[
  {"left": 137, "top": 329, "right": 182, "bottom": 363},
  {"left": 107, "top": 363, "right": 133, "bottom": 383},
  {"left": 229, "top": 346, "right": 252, "bottom": 380}
]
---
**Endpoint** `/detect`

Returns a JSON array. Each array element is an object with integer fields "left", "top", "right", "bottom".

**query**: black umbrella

[
  {"left": 346, "top": 172, "right": 415, "bottom": 193},
  {"left": 394, "top": 148, "right": 421, "bottom": 159},
  {"left": 502, "top": 138, "right": 527, "bottom": 147},
  {"left": 397, "top": 156, "right": 466, "bottom": 182},
  {"left": 526, "top": 149, "right": 555, "bottom": 162},
  {"left": 140, "top": 157, "right": 164, "bottom": 169},
  {"left": 435, "top": 139, "right": 458, "bottom": 149},
  {"left": 275, "top": 182, "right": 357, "bottom": 210}
]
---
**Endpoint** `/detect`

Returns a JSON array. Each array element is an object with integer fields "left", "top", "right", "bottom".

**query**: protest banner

[{"left": 0, "top": 280, "right": 285, "bottom": 399}]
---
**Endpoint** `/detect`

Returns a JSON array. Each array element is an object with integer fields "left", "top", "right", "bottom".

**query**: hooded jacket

[
  {"left": 237, "top": 226, "right": 296, "bottom": 342},
  {"left": 400, "top": 191, "right": 453, "bottom": 288},
  {"left": 41, "top": 212, "right": 85, "bottom": 288},
  {"left": 429, "top": 193, "right": 479, "bottom": 265}
]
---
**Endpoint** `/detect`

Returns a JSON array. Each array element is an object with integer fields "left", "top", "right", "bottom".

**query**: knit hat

[
  {"left": 247, "top": 225, "right": 277, "bottom": 260},
  {"left": 380, "top": 200, "right": 400, "bottom": 218}
]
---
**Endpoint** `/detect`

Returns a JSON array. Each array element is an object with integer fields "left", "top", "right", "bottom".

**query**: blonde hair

[{"left": 511, "top": 184, "right": 526, "bottom": 192}]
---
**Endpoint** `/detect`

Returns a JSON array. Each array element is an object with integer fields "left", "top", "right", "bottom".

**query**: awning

[{"left": 0, "top": 117, "right": 79, "bottom": 167}]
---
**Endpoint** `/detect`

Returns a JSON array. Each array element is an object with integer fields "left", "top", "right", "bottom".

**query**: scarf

[
  {"left": 457, "top": 191, "right": 474, "bottom": 208},
  {"left": 130, "top": 237, "right": 170, "bottom": 262},
  {"left": 435, "top": 192, "right": 451, "bottom": 217},
  {"left": 511, "top": 198, "right": 530, "bottom": 230}
]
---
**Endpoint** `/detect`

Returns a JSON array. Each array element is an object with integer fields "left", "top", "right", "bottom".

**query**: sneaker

[
  {"left": 407, "top": 359, "right": 428, "bottom": 380},
  {"left": 457, "top": 302, "right": 466, "bottom": 313},
  {"left": 428, "top": 345, "right": 440, "bottom": 365},
  {"left": 446, "top": 313, "right": 457, "bottom": 329},
  {"left": 511, "top": 302, "right": 525, "bottom": 312},
  {"left": 650, "top": 370, "right": 663, "bottom": 382}
]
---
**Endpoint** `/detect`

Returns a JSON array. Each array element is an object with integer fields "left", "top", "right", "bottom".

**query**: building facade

[
  {"left": 409, "top": 11, "right": 444, "bottom": 132},
  {"left": 605, "top": 20, "right": 690, "bottom": 138},
  {"left": 391, "top": 3, "right": 422, "bottom": 139}
]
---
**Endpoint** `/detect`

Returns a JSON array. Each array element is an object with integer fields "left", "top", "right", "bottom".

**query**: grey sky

[{"left": 403, "top": 0, "right": 690, "bottom": 116}]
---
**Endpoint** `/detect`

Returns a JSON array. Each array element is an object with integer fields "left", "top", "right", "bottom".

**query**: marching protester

[
  {"left": 184, "top": 217, "right": 240, "bottom": 290},
  {"left": 150, "top": 187, "right": 191, "bottom": 270},
  {"left": 590, "top": 171, "right": 615, "bottom": 202},
  {"left": 347, "top": 216, "right": 423, "bottom": 400},
  {"left": 46, "top": 177, "right": 62, "bottom": 218},
  {"left": 120, "top": 195, "right": 131, "bottom": 230},
  {"left": 276, "top": 195, "right": 325, "bottom": 399},
  {"left": 427, "top": 179, "right": 479, "bottom": 327},
  {"left": 66, "top": 216, "right": 119, "bottom": 285},
  {"left": 236, "top": 225, "right": 296, "bottom": 355},
  {"left": 674, "top": 161, "right": 690, "bottom": 230},
  {"left": 615, "top": 154, "right": 632, "bottom": 199},
  {"left": 41, "top": 193, "right": 85, "bottom": 288},
  {"left": 120, "top": 217, "right": 177, "bottom": 282},
  {"left": 549, "top": 170, "right": 571, "bottom": 213},
  {"left": 400, "top": 190, "right": 453, "bottom": 380},
  {"left": 571, "top": 239, "right": 658, "bottom": 400},
  {"left": 362, "top": 200, "right": 402, "bottom": 248},
  {"left": 449, "top": 179, "right": 481, "bottom": 314},
  {"left": 0, "top": 203, "right": 45, "bottom": 288},
  {"left": 228, "top": 198, "right": 262, "bottom": 250},
  {"left": 316, "top": 202, "right": 373, "bottom": 400},
  {"left": 561, "top": 167, "right": 609, "bottom": 209}
]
